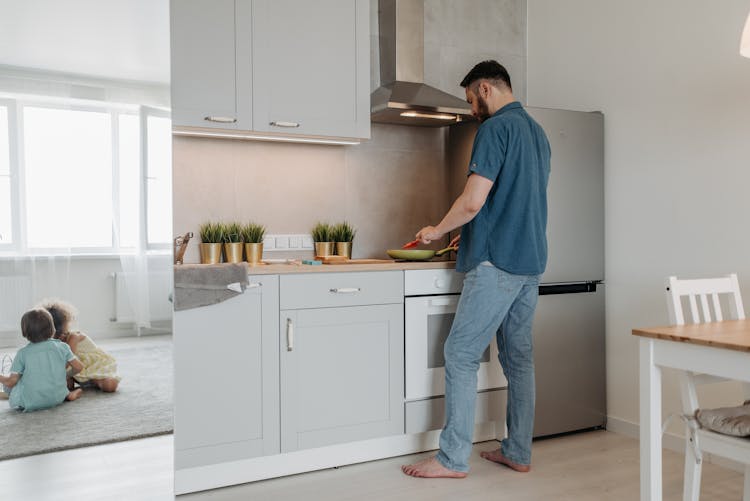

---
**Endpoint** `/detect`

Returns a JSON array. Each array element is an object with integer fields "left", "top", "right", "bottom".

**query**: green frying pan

[{"left": 386, "top": 246, "right": 457, "bottom": 261}]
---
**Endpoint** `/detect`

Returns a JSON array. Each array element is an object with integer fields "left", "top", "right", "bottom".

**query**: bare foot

[
  {"left": 66, "top": 388, "right": 83, "bottom": 401},
  {"left": 401, "top": 456, "right": 467, "bottom": 478},
  {"left": 480, "top": 448, "right": 530, "bottom": 472}
]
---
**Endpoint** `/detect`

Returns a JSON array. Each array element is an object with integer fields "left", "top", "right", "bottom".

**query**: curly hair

[{"left": 38, "top": 298, "right": 78, "bottom": 338}]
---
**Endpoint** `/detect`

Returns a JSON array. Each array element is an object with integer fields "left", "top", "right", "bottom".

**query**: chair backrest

[{"left": 665, "top": 273, "right": 745, "bottom": 325}]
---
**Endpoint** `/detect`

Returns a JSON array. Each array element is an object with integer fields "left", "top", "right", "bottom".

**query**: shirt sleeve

[
  {"left": 59, "top": 342, "right": 77, "bottom": 362},
  {"left": 10, "top": 350, "right": 24, "bottom": 374},
  {"left": 467, "top": 122, "right": 507, "bottom": 182}
]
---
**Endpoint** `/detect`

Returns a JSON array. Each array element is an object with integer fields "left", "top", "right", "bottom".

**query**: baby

[
  {"left": 41, "top": 299, "right": 121, "bottom": 392},
  {"left": 0, "top": 308, "right": 83, "bottom": 411}
]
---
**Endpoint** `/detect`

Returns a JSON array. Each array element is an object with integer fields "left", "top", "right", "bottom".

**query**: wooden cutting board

[{"left": 316, "top": 256, "right": 394, "bottom": 265}]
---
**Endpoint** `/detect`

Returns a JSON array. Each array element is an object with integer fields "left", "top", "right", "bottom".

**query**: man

[{"left": 401, "top": 60, "right": 551, "bottom": 478}]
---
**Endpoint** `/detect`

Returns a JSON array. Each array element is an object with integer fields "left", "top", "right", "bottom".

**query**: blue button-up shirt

[{"left": 456, "top": 101, "right": 551, "bottom": 275}]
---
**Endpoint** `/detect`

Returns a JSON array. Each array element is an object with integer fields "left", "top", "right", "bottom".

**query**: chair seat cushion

[{"left": 695, "top": 400, "right": 750, "bottom": 437}]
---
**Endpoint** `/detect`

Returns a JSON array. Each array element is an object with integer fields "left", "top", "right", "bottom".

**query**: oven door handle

[{"left": 428, "top": 297, "right": 457, "bottom": 307}]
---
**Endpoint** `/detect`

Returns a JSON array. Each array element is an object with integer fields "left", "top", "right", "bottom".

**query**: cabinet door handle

[
  {"left": 269, "top": 121, "right": 300, "bottom": 128},
  {"left": 204, "top": 116, "right": 237, "bottom": 123},
  {"left": 329, "top": 287, "right": 361, "bottom": 294},
  {"left": 247, "top": 282, "right": 261, "bottom": 289},
  {"left": 286, "top": 318, "right": 294, "bottom": 351}
]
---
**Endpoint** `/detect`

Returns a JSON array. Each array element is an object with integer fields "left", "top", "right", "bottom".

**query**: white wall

[
  {"left": 0, "top": 255, "right": 172, "bottom": 348},
  {"left": 527, "top": 0, "right": 750, "bottom": 436}
]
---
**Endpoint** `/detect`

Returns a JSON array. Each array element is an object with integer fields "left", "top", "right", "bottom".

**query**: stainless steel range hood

[{"left": 371, "top": 0, "right": 474, "bottom": 127}]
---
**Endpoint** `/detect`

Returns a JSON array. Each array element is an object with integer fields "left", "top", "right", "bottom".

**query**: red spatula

[{"left": 402, "top": 238, "right": 420, "bottom": 249}]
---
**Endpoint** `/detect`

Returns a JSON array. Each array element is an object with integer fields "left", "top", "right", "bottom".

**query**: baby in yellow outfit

[{"left": 41, "top": 299, "right": 121, "bottom": 393}]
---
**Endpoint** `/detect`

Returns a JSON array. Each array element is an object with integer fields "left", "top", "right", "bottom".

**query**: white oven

[{"left": 404, "top": 269, "right": 506, "bottom": 401}]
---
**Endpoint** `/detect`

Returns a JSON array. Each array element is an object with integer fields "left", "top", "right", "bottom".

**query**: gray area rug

[{"left": 0, "top": 339, "right": 172, "bottom": 460}]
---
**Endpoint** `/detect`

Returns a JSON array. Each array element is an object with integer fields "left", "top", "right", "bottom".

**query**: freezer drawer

[{"left": 533, "top": 284, "right": 606, "bottom": 437}]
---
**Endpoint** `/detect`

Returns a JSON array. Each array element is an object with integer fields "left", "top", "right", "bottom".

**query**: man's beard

[{"left": 476, "top": 95, "right": 491, "bottom": 122}]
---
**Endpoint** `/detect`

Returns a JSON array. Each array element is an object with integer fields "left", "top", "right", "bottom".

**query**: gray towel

[{"left": 174, "top": 263, "right": 249, "bottom": 311}]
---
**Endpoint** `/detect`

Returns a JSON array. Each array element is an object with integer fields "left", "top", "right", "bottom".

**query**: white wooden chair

[{"left": 665, "top": 273, "right": 750, "bottom": 501}]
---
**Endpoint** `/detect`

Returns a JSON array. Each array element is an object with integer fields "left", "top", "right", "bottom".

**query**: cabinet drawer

[
  {"left": 405, "top": 389, "right": 506, "bottom": 434},
  {"left": 280, "top": 271, "right": 403, "bottom": 309}
]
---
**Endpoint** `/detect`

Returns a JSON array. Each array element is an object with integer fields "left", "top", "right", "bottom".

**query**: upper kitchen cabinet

[
  {"left": 251, "top": 0, "right": 370, "bottom": 140},
  {"left": 170, "top": 0, "right": 370, "bottom": 141},
  {"left": 170, "top": 0, "right": 252, "bottom": 130}
]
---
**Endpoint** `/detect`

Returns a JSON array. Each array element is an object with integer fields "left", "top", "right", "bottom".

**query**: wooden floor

[{"left": 0, "top": 430, "right": 743, "bottom": 500}]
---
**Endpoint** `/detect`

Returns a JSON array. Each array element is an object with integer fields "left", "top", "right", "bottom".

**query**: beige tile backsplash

[{"left": 173, "top": 124, "right": 462, "bottom": 263}]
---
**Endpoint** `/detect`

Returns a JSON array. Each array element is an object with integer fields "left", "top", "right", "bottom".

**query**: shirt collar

[{"left": 492, "top": 101, "right": 522, "bottom": 117}]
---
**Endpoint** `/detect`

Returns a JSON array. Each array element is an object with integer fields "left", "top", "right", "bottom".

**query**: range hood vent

[{"left": 371, "top": 0, "right": 474, "bottom": 127}]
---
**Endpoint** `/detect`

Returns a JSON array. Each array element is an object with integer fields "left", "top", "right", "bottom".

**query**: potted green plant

[
  {"left": 241, "top": 222, "right": 266, "bottom": 265},
  {"left": 221, "top": 222, "right": 244, "bottom": 263},
  {"left": 311, "top": 222, "right": 334, "bottom": 257},
  {"left": 199, "top": 222, "right": 224, "bottom": 264},
  {"left": 332, "top": 221, "right": 356, "bottom": 259}
]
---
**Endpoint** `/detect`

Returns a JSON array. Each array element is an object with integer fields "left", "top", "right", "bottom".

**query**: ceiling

[{"left": 0, "top": 0, "right": 170, "bottom": 84}]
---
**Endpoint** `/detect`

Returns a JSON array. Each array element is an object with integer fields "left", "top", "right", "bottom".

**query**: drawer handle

[
  {"left": 329, "top": 287, "right": 361, "bottom": 294},
  {"left": 204, "top": 116, "right": 237, "bottom": 123},
  {"left": 286, "top": 318, "right": 294, "bottom": 351},
  {"left": 269, "top": 121, "right": 300, "bottom": 128},
  {"left": 247, "top": 282, "right": 261, "bottom": 289}
]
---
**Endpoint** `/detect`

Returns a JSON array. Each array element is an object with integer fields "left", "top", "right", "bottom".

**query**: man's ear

[{"left": 479, "top": 81, "right": 491, "bottom": 98}]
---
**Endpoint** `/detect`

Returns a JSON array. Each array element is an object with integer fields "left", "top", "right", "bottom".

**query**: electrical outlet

[
  {"left": 264, "top": 234, "right": 315, "bottom": 252},
  {"left": 275, "top": 236, "right": 289, "bottom": 249}
]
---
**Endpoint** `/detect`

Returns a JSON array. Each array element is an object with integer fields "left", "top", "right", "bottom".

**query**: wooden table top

[{"left": 632, "top": 319, "right": 750, "bottom": 352}]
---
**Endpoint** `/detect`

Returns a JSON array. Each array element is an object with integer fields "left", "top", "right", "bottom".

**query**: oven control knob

[{"left": 434, "top": 277, "right": 446, "bottom": 289}]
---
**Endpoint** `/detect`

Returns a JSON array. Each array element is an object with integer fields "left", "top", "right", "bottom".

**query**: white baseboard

[
  {"left": 175, "top": 422, "right": 503, "bottom": 495},
  {"left": 606, "top": 415, "right": 744, "bottom": 473}
]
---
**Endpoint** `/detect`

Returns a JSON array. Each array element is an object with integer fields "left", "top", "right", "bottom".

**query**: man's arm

[{"left": 416, "top": 173, "right": 493, "bottom": 243}]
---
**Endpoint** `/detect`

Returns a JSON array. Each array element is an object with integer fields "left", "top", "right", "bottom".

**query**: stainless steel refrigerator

[
  {"left": 448, "top": 107, "right": 606, "bottom": 437},
  {"left": 528, "top": 107, "right": 605, "bottom": 437}
]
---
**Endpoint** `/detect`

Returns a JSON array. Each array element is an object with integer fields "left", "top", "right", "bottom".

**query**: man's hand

[
  {"left": 448, "top": 234, "right": 461, "bottom": 249},
  {"left": 416, "top": 226, "right": 444, "bottom": 244}
]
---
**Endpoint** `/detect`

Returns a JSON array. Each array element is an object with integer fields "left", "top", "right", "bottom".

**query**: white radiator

[
  {"left": 111, "top": 271, "right": 173, "bottom": 323},
  {"left": 0, "top": 276, "right": 32, "bottom": 331}
]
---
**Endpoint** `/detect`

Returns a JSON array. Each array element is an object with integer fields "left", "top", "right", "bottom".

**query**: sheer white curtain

[{"left": 0, "top": 254, "right": 72, "bottom": 347}]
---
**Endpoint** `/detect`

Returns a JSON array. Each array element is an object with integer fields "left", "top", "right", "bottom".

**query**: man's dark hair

[
  {"left": 21, "top": 308, "right": 55, "bottom": 343},
  {"left": 460, "top": 60, "right": 512, "bottom": 92}
]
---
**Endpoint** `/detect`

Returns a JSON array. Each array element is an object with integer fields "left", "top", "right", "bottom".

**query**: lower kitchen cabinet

[
  {"left": 279, "top": 304, "right": 404, "bottom": 452},
  {"left": 174, "top": 275, "right": 279, "bottom": 469}
]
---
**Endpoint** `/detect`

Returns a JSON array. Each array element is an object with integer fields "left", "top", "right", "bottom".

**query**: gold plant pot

[
  {"left": 245, "top": 242, "right": 264, "bottom": 265},
  {"left": 314, "top": 242, "right": 334, "bottom": 257},
  {"left": 335, "top": 241, "right": 353, "bottom": 259},
  {"left": 224, "top": 242, "right": 244, "bottom": 263},
  {"left": 200, "top": 243, "right": 223, "bottom": 264}
]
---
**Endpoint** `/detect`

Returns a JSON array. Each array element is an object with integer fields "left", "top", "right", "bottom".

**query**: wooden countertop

[
  {"left": 177, "top": 260, "right": 457, "bottom": 275},
  {"left": 632, "top": 319, "right": 750, "bottom": 352}
]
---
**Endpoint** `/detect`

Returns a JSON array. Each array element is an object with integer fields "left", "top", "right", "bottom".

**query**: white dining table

[{"left": 633, "top": 319, "right": 750, "bottom": 500}]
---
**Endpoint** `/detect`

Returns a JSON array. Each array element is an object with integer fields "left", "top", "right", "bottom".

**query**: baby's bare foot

[
  {"left": 66, "top": 388, "right": 83, "bottom": 401},
  {"left": 401, "top": 456, "right": 467, "bottom": 478},
  {"left": 480, "top": 448, "right": 531, "bottom": 472}
]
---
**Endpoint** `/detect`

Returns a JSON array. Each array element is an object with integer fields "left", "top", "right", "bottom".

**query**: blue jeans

[{"left": 436, "top": 262, "right": 539, "bottom": 472}]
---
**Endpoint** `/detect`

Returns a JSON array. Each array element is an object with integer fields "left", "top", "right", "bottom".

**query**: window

[
  {"left": 0, "top": 104, "right": 11, "bottom": 246},
  {"left": 0, "top": 97, "right": 171, "bottom": 255}
]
